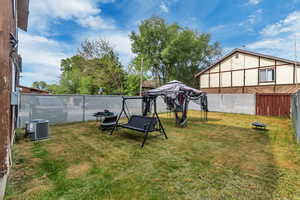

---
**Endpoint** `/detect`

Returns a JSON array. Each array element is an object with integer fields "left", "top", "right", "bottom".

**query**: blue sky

[{"left": 19, "top": 0, "right": 300, "bottom": 86}]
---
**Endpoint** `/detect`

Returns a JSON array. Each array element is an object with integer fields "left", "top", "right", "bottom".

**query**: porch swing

[{"left": 110, "top": 96, "right": 168, "bottom": 148}]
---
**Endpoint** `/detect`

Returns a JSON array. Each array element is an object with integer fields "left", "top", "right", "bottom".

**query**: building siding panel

[
  {"left": 245, "top": 69, "right": 258, "bottom": 86},
  {"left": 296, "top": 68, "right": 300, "bottom": 83},
  {"left": 221, "top": 72, "right": 231, "bottom": 87},
  {"left": 200, "top": 74, "right": 209, "bottom": 88},
  {"left": 277, "top": 64, "right": 294, "bottom": 84},
  {"left": 232, "top": 71, "right": 244, "bottom": 86},
  {"left": 210, "top": 64, "right": 219, "bottom": 73},
  {"left": 245, "top": 54, "right": 259, "bottom": 68},
  {"left": 210, "top": 73, "right": 219, "bottom": 88},
  {"left": 220, "top": 57, "right": 232, "bottom": 71},
  {"left": 260, "top": 58, "right": 275, "bottom": 66},
  {"left": 232, "top": 53, "right": 244, "bottom": 70}
]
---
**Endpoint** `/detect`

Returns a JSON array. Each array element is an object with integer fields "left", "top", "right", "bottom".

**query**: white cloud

[
  {"left": 19, "top": 32, "right": 72, "bottom": 86},
  {"left": 248, "top": 0, "right": 261, "bottom": 5},
  {"left": 160, "top": 2, "right": 169, "bottom": 13},
  {"left": 239, "top": 9, "right": 263, "bottom": 32},
  {"left": 29, "top": 0, "right": 115, "bottom": 32},
  {"left": 77, "top": 16, "right": 115, "bottom": 30},
  {"left": 260, "top": 11, "right": 300, "bottom": 37},
  {"left": 247, "top": 11, "right": 300, "bottom": 60}
]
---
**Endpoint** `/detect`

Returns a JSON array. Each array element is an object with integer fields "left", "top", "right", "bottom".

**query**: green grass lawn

[{"left": 5, "top": 111, "right": 300, "bottom": 200}]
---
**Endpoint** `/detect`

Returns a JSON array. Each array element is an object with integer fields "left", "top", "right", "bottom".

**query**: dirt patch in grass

[
  {"left": 23, "top": 177, "right": 52, "bottom": 197},
  {"left": 46, "top": 143, "right": 66, "bottom": 155},
  {"left": 66, "top": 162, "right": 91, "bottom": 178}
]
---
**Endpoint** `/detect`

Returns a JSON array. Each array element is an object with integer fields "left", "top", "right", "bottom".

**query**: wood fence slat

[{"left": 256, "top": 94, "right": 291, "bottom": 117}]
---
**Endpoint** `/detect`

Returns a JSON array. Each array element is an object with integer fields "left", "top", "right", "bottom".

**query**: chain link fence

[
  {"left": 18, "top": 93, "right": 257, "bottom": 128},
  {"left": 18, "top": 94, "right": 169, "bottom": 128},
  {"left": 292, "top": 90, "right": 300, "bottom": 142},
  {"left": 189, "top": 94, "right": 256, "bottom": 115}
]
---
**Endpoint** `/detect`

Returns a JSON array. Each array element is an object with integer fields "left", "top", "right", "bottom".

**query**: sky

[{"left": 19, "top": 0, "right": 300, "bottom": 86}]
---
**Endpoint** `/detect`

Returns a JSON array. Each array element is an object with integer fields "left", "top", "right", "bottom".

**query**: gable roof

[{"left": 195, "top": 48, "right": 300, "bottom": 78}]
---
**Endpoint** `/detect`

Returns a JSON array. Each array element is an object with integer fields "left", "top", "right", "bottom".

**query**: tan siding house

[{"left": 195, "top": 49, "right": 300, "bottom": 94}]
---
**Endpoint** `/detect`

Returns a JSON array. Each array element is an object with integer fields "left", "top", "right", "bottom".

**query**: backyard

[{"left": 5, "top": 111, "right": 300, "bottom": 200}]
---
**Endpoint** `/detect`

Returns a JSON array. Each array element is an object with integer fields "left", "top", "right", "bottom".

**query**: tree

[
  {"left": 78, "top": 39, "right": 115, "bottom": 60},
  {"left": 55, "top": 39, "right": 126, "bottom": 95},
  {"left": 32, "top": 81, "right": 48, "bottom": 90},
  {"left": 130, "top": 17, "right": 178, "bottom": 85},
  {"left": 162, "top": 30, "right": 221, "bottom": 88},
  {"left": 124, "top": 73, "right": 148, "bottom": 96},
  {"left": 130, "top": 16, "right": 222, "bottom": 88}
]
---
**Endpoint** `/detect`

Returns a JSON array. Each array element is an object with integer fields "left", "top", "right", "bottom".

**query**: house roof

[
  {"left": 195, "top": 48, "right": 300, "bottom": 78},
  {"left": 142, "top": 80, "right": 159, "bottom": 89},
  {"left": 18, "top": 85, "right": 49, "bottom": 93}
]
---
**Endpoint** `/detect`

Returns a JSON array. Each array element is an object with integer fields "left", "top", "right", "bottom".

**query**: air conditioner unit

[{"left": 26, "top": 119, "right": 49, "bottom": 141}]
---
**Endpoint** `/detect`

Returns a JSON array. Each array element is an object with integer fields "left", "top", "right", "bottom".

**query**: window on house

[
  {"left": 259, "top": 68, "right": 275, "bottom": 82},
  {"left": 235, "top": 53, "right": 239, "bottom": 59}
]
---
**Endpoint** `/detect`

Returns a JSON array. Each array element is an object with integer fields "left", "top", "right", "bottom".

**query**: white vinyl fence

[{"left": 18, "top": 93, "right": 256, "bottom": 128}]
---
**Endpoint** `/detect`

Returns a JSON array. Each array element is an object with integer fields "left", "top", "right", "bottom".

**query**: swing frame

[{"left": 110, "top": 96, "right": 168, "bottom": 147}]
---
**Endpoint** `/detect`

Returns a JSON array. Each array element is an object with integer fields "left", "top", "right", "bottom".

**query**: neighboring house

[
  {"left": 19, "top": 85, "right": 49, "bottom": 94},
  {"left": 142, "top": 80, "right": 159, "bottom": 91},
  {"left": 0, "top": 0, "right": 29, "bottom": 199},
  {"left": 195, "top": 48, "right": 300, "bottom": 94}
]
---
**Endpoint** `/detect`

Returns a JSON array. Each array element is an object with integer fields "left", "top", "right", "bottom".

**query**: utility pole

[{"left": 139, "top": 57, "right": 144, "bottom": 96}]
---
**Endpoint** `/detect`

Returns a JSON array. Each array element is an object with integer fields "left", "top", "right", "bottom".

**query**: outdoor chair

[{"left": 113, "top": 115, "right": 166, "bottom": 147}]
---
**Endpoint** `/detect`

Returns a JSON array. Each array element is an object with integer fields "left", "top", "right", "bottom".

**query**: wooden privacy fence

[{"left": 256, "top": 93, "right": 291, "bottom": 117}]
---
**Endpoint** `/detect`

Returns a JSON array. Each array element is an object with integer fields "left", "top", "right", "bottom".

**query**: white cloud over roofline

[{"left": 247, "top": 11, "right": 300, "bottom": 60}]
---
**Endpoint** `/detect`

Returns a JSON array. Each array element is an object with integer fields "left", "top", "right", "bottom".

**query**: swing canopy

[
  {"left": 144, "top": 80, "right": 208, "bottom": 126},
  {"left": 145, "top": 80, "right": 204, "bottom": 98}
]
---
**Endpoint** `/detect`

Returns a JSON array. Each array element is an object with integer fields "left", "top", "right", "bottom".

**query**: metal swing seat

[{"left": 110, "top": 96, "right": 168, "bottom": 148}]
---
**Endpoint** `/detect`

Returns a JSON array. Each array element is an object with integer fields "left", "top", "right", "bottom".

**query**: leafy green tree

[
  {"left": 130, "top": 16, "right": 222, "bottom": 88},
  {"left": 130, "top": 17, "right": 180, "bottom": 84},
  {"left": 162, "top": 30, "right": 221, "bottom": 87},
  {"left": 55, "top": 39, "right": 126, "bottom": 95},
  {"left": 32, "top": 81, "right": 48, "bottom": 90},
  {"left": 124, "top": 73, "right": 147, "bottom": 96}
]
